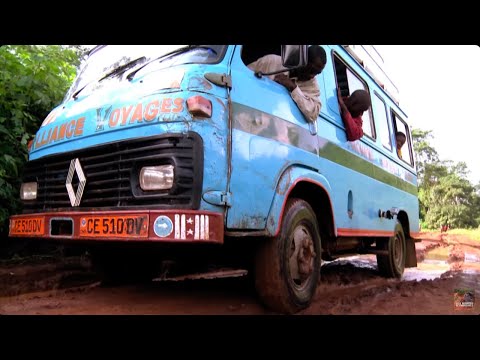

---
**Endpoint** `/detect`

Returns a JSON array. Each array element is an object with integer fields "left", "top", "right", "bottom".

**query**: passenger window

[
  {"left": 372, "top": 93, "right": 391, "bottom": 151},
  {"left": 392, "top": 111, "right": 413, "bottom": 166},
  {"left": 240, "top": 45, "right": 281, "bottom": 68},
  {"left": 334, "top": 55, "right": 376, "bottom": 139}
]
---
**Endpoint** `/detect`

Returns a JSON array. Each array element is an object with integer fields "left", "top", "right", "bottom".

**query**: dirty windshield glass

[
  {"left": 130, "top": 45, "right": 225, "bottom": 80},
  {"left": 65, "top": 45, "right": 225, "bottom": 101}
]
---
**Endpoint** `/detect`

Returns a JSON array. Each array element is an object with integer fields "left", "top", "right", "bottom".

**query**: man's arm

[
  {"left": 249, "top": 55, "right": 321, "bottom": 123},
  {"left": 290, "top": 85, "right": 321, "bottom": 123},
  {"left": 275, "top": 74, "right": 321, "bottom": 123},
  {"left": 248, "top": 55, "right": 283, "bottom": 79},
  {"left": 338, "top": 91, "right": 363, "bottom": 141}
]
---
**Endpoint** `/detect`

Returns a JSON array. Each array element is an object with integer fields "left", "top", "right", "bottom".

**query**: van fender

[{"left": 265, "top": 166, "right": 335, "bottom": 237}]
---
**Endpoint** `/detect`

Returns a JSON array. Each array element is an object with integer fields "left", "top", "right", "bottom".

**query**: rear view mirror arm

[{"left": 255, "top": 66, "right": 303, "bottom": 79}]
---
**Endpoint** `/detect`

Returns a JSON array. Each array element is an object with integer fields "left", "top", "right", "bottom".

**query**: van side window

[
  {"left": 241, "top": 45, "right": 281, "bottom": 67},
  {"left": 392, "top": 111, "right": 413, "bottom": 166},
  {"left": 334, "top": 55, "right": 376, "bottom": 139},
  {"left": 372, "top": 93, "right": 391, "bottom": 151}
]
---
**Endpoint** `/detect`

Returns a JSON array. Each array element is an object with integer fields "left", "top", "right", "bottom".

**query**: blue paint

[
  {"left": 227, "top": 45, "right": 418, "bottom": 235},
  {"left": 153, "top": 216, "right": 173, "bottom": 238}
]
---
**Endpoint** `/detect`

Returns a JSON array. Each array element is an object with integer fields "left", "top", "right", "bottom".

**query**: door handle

[{"left": 308, "top": 120, "right": 318, "bottom": 135}]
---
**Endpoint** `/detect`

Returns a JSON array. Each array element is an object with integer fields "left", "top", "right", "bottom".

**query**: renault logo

[{"left": 66, "top": 158, "right": 86, "bottom": 207}]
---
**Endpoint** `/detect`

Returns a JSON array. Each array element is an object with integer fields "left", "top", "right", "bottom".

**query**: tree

[
  {"left": 425, "top": 170, "right": 478, "bottom": 229},
  {"left": 474, "top": 183, "right": 480, "bottom": 227},
  {"left": 412, "top": 128, "right": 480, "bottom": 229},
  {"left": 412, "top": 128, "right": 444, "bottom": 223},
  {"left": 0, "top": 45, "right": 82, "bottom": 236},
  {"left": 411, "top": 128, "right": 440, "bottom": 185}
]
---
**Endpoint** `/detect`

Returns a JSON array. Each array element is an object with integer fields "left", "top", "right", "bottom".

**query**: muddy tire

[
  {"left": 254, "top": 198, "right": 321, "bottom": 314},
  {"left": 376, "top": 221, "right": 406, "bottom": 278}
]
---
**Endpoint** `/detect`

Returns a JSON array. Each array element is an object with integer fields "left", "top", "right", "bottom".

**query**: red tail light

[
  {"left": 186, "top": 95, "right": 212, "bottom": 118},
  {"left": 27, "top": 137, "right": 35, "bottom": 152}
]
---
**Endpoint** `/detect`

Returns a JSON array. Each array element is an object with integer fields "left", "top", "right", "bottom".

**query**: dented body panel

[{"left": 265, "top": 167, "right": 334, "bottom": 236}]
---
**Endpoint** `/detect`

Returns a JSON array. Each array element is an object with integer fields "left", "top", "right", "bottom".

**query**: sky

[{"left": 373, "top": 45, "right": 480, "bottom": 185}]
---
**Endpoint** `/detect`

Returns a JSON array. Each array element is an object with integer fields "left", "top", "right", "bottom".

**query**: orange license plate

[
  {"left": 10, "top": 217, "right": 45, "bottom": 236},
  {"left": 79, "top": 215, "right": 149, "bottom": 238}
]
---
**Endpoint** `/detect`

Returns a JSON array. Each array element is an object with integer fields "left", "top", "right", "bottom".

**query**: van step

[{"left": 152, "top": 268, "right": 248, "bottom": 282}]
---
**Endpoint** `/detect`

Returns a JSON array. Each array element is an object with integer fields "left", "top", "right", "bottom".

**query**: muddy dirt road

[{"left": 0, "top": 232, "right": 478, "bottom": 315}]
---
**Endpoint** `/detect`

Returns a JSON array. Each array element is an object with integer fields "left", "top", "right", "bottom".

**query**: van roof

[{"left": 341, "top": 45, "right": 402, "bottom": 108}]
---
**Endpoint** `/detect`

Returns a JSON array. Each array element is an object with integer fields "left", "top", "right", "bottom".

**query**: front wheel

[
  {"left": 254, "top": 198, "right": 322, "bottom": 314},
  {"left": 376, "top": 221, "right": 406, "bottom": 278}
]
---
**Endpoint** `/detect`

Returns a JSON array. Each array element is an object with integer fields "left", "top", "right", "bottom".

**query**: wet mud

[{"left": 0, "top": 232, "right": 478, "bottom": 315}]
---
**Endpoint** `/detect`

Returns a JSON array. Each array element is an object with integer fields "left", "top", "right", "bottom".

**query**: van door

[{"left": 226, "top": 45, "right": 319, "bottom": 230}]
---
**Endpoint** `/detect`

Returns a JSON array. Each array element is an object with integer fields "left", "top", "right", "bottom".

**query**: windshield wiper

[
  {"left": 72, "top": 56, "right": 146, "bottom": 100},
  {"left": 126, "top": 45, "right": 217, "bottom": 81},
  {"left": 99, "top": 56, "right": 146, "bottom": 81}
]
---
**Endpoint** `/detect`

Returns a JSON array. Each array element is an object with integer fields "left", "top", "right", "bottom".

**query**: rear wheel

[
  {"left": 376, "top": 221, "right": 406, "bottom": 278},
  {"left": 254, "top": 198, "right": 321, "bottom": 314}
]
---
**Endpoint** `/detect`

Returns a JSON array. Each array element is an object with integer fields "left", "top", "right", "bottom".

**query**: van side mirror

[
  {"left": 281, "top": 45, "right": 308, "bottom": 68},
  {"left": 254, "top": 45, "right": 309, "bottom": 78}
]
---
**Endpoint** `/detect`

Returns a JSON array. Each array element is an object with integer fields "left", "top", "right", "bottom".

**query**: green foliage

[
  {"left": 412, "top": 128, "right": 480, "bottom": 230},
  {"left": 411, "top": 128, "right": 439, "bottom": 185},
  {"left": 0, "top": 45, "right": 82, "bottom": 236}
]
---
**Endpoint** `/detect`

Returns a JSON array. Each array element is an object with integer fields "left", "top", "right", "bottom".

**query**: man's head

[
  {"left": 293, "top": 45, "right": 327, "bottom": 81},
  {"left": 396, "top": 131, "right": 406, "bottom": 150},
  {"left": 345, "top": 90, "right": 371, "bottom": 117}
]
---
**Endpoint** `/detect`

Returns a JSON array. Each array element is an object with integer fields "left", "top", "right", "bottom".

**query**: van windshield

[{"left": 65, "top": 45, "right": 226, "bottom": 101}]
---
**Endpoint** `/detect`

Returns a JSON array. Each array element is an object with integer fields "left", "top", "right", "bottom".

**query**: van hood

[{"left": 29, "top": 66, "right": 200, "bottom": 160}]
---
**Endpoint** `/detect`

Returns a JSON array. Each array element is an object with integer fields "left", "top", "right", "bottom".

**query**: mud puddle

[{"left": 0, "top": 232, "right": 479, "bottom": 315}]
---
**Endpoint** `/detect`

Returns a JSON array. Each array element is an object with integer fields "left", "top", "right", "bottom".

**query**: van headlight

[
  {"left": 139, "top": 165, "right": 174, "bottom": 191},
  {"left": 20, "top": 182, "right": 38, "bottom": 200}
]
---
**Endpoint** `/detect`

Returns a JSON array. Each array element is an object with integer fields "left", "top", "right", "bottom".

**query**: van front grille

[{"left": 21, "top": 132, "right": 203, "bottom": 212}]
